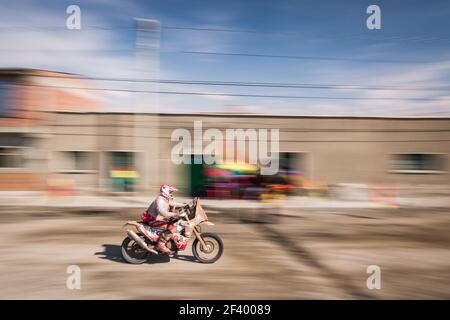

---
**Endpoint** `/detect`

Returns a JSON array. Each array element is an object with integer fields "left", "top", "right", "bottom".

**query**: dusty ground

[{"left": 0, "top": 206, "right": 449, "bottom": 299}]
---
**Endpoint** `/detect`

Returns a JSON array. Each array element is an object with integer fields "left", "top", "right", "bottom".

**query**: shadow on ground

[{"left": 95, "top": 244, "right": 199, "bottom": 264}]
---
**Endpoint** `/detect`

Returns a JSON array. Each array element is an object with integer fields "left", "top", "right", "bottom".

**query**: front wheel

[
  {"left": 121, "top": 236, "right": 149, "bottom": 264},
  {"left": 192, "top": 232, "right": 224, "bottom": 263}
]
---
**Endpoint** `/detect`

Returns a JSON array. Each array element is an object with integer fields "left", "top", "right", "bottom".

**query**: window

[
  {"left": 111, "top": 152, "right": 134, "bottom": 167},
  {"left": 0, "top": 147, "right": 24, "bottom": 168},
  {"left": 109, "top": 152, "right": 137, "bottom": 192},
  {"left": 390, "top": 154, "right": 446, "bottom": 173},
  {"left": 55, "top": 151, "right": 97, "bottom": 172},
  {"left": 0, "top": 81, "right": 11, "bottom": 117}
]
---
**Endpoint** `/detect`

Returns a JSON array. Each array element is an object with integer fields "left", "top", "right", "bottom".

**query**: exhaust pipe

[{"left": 126, "top": 229, "right": 159, "bottom": 255}]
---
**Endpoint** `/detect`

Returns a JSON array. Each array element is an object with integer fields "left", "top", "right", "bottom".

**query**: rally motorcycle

[{"left": 121, "top": 197, "right": 224, "bottom": 264}]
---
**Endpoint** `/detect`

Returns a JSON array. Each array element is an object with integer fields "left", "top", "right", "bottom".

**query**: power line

[
  {"left": 163, "top": 26, "right": 450, "bottom": 44},
  {"left": 180, "top": 50, "right": 436, "bottom": 64},
  {"left": 15, "top": 73, "right": 450, "bottom": 92},
  {"left": 48, "top": 123, "right": 450, "bottom": 132},
  {"left": 1, "top": 24, "right": 450, "bottom": 44},
  {"left": 7, "top": 83, "right": 450, "bottom": 102},
  {"left": 0, "top": 49, "right": 134, "bottom": 53},
  {"left": 0, "top": 26, "right": 133, "bottom": 31},
  {"left": 1, "top": 46, "right": 440, "bottom": 64}
]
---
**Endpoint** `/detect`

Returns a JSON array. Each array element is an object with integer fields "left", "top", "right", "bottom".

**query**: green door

[{"left": 187, "top": 155, "right": 205, "bottom": 197}]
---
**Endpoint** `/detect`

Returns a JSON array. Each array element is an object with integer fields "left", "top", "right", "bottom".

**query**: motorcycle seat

[{"left": 147, "top": 220, "right": 167, "bottom": 228}]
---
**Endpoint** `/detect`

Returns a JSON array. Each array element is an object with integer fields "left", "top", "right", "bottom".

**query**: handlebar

[{"left": 173, "top": 197, "right": 199, "bottom": 220}]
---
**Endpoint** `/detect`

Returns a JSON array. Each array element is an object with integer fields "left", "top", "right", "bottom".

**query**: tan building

[
  {"left": 32, "top": 112, "right": 449, "bottom": 196},
  {"left": 0, "top": 69, "right": 100, "bottom": 190},
  {"left": 3, "top": 69, "right": 447, "bottom": 194}
]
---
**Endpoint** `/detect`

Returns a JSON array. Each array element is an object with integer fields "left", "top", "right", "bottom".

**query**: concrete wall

[
  {"left": 159, "top": 114, "right": 450, "bottom": 188},
  {"left": 20, "top": 112, "right": 450, "bottom": 193},
  {"left": 0, "top": 69, "right": 100, "bottom": 191}
]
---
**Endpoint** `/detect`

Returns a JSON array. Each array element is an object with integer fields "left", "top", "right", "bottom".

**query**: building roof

[
  {"left": 48, "top": 110, "right": 450, "bottom": 120},
  {"left": 0, "top": 68, "right": 80, "bottom": 77}
]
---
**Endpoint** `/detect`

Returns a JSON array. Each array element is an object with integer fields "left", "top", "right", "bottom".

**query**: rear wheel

[
  {"left": 192, "top": 232, "right": 224, "bottom": 263},
  {"left": 121, "top": 236, "right": 149, "bottom": 264}
]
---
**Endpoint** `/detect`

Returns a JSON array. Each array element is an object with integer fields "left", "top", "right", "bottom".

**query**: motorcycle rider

[{"left": 146, "top": 184, "right": 193, "bottom": 254}]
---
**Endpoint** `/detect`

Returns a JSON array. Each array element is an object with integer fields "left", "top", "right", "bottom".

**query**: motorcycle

[{"left": 121, "top": 197, "right": 224, "bottom": 264}]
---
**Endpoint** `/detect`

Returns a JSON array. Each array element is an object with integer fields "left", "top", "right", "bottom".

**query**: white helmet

[{"left": 160, "top": 184, "right": 178, "bottom": 200}]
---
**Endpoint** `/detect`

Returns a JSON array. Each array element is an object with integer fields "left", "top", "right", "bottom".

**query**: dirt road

[{"left": 0, "top": 206, "right": 449, "bottom": 299}]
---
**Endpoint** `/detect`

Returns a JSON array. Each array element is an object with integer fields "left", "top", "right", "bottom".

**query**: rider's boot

[{"left": 156, "top": 232, "right": 172, "bottom": 254}]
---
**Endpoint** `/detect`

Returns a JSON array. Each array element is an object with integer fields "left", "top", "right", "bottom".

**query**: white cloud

[{"left": 0, "top": 1, "right": 449, "bottom": 116}]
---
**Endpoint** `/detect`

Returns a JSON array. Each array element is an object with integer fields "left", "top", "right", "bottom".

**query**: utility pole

[{"left": 134, "top": 18, "right": 161, "bottom": 193}]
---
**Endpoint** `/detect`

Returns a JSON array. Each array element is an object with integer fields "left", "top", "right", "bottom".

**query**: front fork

[{"left": 185, "top": 216, "right": 209, "bottom": 251}]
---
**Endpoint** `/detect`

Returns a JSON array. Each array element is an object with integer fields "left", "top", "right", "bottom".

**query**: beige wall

[
  {"left": 159, "top": 114, "right": 450, "bottom": 187},
  {"left": 43, "top": 112, "right": 450, "bottom": 193}
]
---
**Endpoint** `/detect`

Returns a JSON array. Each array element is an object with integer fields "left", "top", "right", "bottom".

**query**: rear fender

[{"left": 123, "top": 221, "right": 145, "bottom": 234}]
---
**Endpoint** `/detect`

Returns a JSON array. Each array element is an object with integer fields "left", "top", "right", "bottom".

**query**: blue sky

[{"left": 1, "top": 0, "right": 450, "bottom": 116}]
